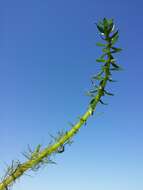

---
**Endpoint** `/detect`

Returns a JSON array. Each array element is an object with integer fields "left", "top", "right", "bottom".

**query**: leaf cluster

[{"left": 88, "top": 18, "right": 122, "bottom": 109}]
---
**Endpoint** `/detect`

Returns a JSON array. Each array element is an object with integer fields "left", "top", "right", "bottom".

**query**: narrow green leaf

[
  {"left": 22, "top": 152, "right": 30, "bottom": 160},
  {"left": 102, "top": 65, "right": 108, "bottom": 72},
  {"left": 96, "top": 58, "right": 106, "bottom": 63},
  {"left": 92, "top": 70, "right": 104, "bottom": 80},
  {"left": 103, "top": 18, "right": 108, "bottom": 27},
  {"left": 96, "top": 23, "right": 104, "bottom": 33},
  {"left": 111, "top": 34, "right": 119, "bottom": 45},
  {"left": 99, "top": 80, "right": 104, "bottom": 86},
  {"left": 108, "top": 78, "right": 117, "bottom": 82},
  {"left": 110, "top": 54, "right": 114, "bottom": 59},
  {"left": 107, "top": 19, "right": 113, "bottom": 25},
  {"left": 111, "top": 58, "right": 116, "bottom": 63},
  {"left": 92, "top": 75, "right": 103, "bottom": 80},
  {"left": 104, "top": 90, "right": 114, "bottom": 96},
  {"left": 110, "top": 30, "right": 119, "bottom": 39},
  {"left": 86, "top": 92, "right": 94, "bottom": 97},
  {"left": 96, "top": 42, "right": 106, "bottom": 47},
  {"left": 90, "top": 98, "right": 95, "bottom": 106},
  {"left": 102, "top": 48, "right": 110, "bottom": 53},
  {"left": 111, "top": 47, "right": 122, "bottom": 53},
  {"left": 90, "top": 89, "right": 98, "bottom": 94},
  {"left": 111, "top": 62, "right": 120, "bottom": 68},
  {"left": 103, "top": 18, "right": 108, "bottom": 31},
  {"left": 99, "top": 99, "right": 108, "bottom": 105},
  {"left": 35, "top": 144, "right": 41, "bottom": 152},
  {"left": 107, "top": 19, "right": 114, "bottom": 33},
  {"left": 110, "top": 67, "right": 122, "bottom": 71}
]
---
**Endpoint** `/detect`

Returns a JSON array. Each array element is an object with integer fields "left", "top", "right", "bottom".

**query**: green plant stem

[
  {"left": 0, "top": 64, "right": 110, "bottom": 190},
  {"left": 0, "top": 18, "right": 121, "bottom": 190}
]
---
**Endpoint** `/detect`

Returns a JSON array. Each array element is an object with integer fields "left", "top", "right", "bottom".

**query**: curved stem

[
  {"left": 0, "top": 18, "right": 121, "bottom": 190},
  {"left": 0, "top": 65, "right": 110, "bottom": 190}
]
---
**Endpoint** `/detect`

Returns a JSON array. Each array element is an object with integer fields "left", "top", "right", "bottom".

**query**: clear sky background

[{"left": 0, "top": 0, "right": 143, "bottom": 190}]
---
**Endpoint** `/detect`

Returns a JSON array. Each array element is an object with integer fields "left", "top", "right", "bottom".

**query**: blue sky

[{"left": 0, "top": 0, "right": 143, "bottom": 189}]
